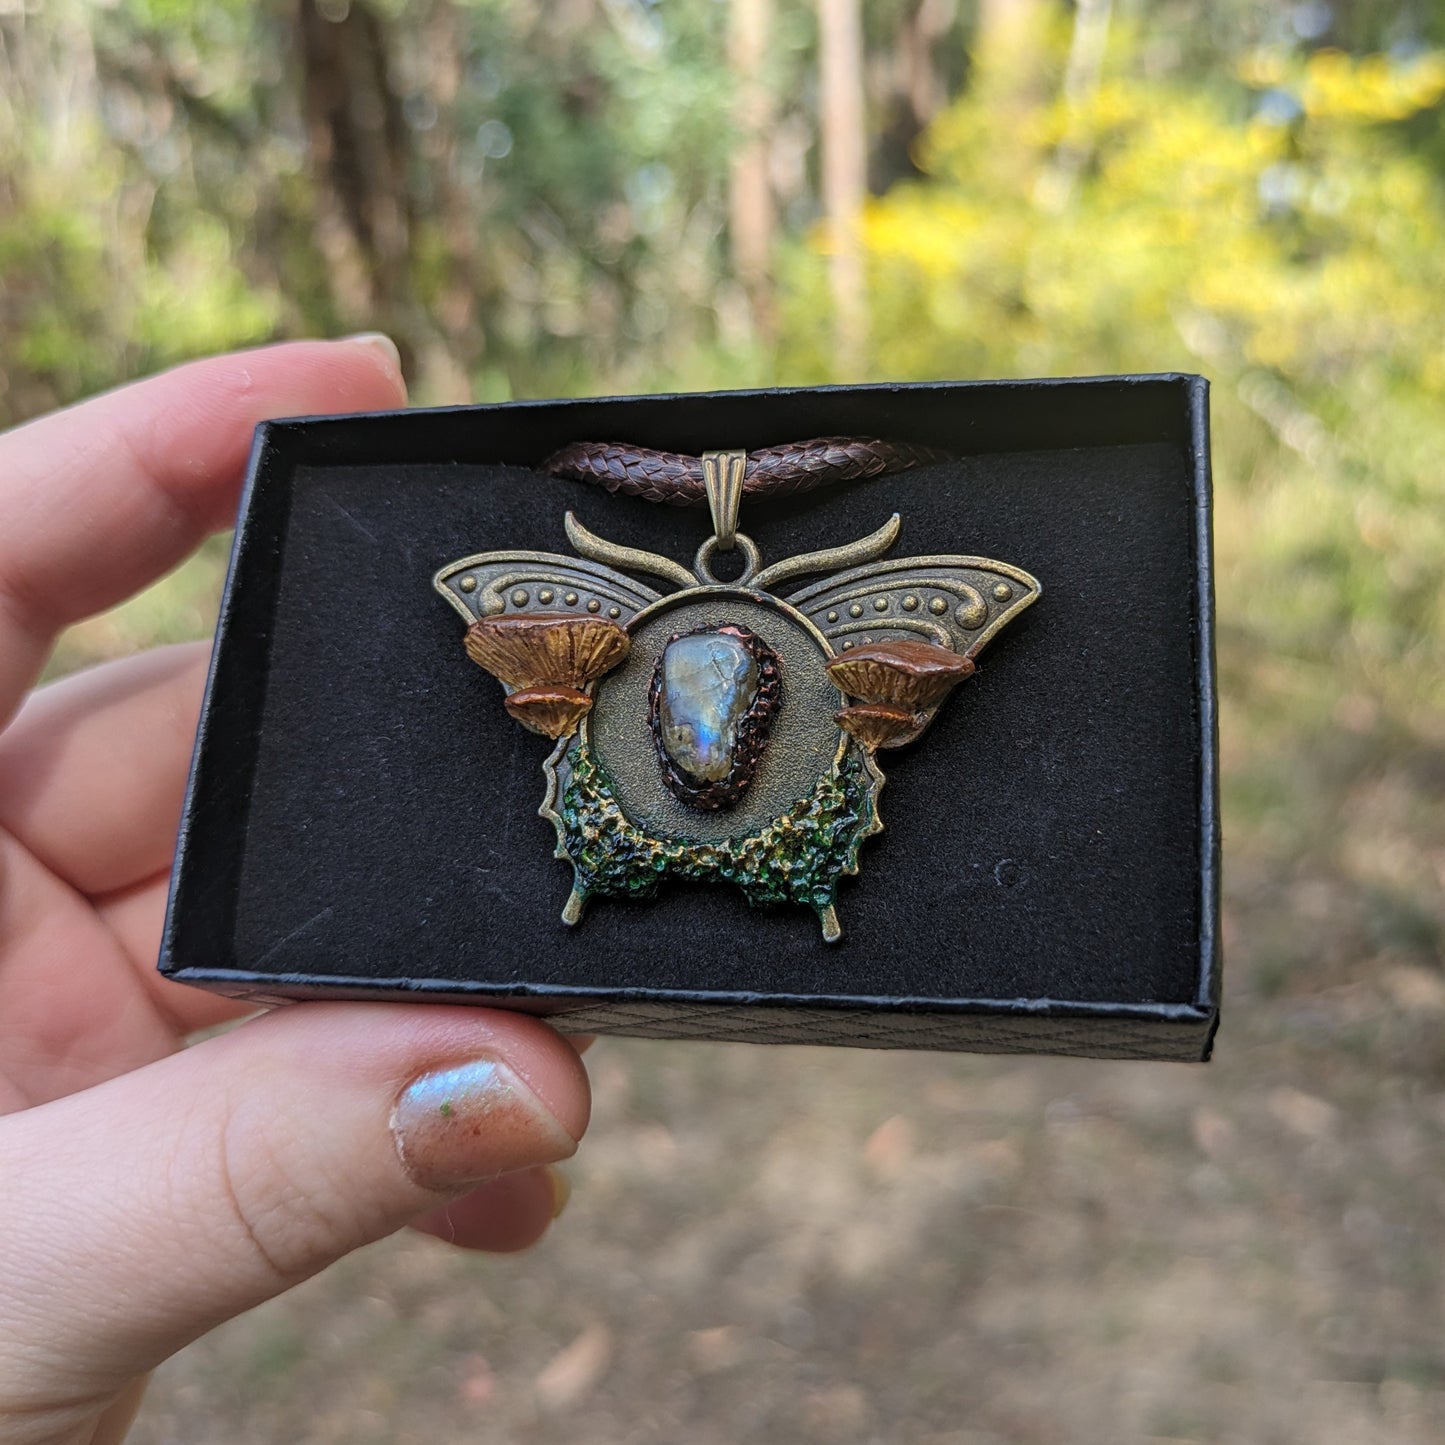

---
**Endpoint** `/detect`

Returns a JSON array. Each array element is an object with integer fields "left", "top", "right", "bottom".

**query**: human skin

[{"left": 0, "top": 340, "right": 592, "bottom": 1445}]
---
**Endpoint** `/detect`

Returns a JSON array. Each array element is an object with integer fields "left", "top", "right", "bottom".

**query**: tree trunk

[
  {"left": 728, "top": 0, "right": 777, "bottom": 340},
  {"left": 817, "top": 0, "right": 867, "bottom": 377},
  {"left": 973, "top": 0, "right": 1050, "bottom": 101},
  {"left": 296, "top": 0, "right": 416, "bottom": 369},
  {"left": 1037, "top": 0, "right": 1113, "bottom": 211},
  {"left": 414, "top": 0, "right": 484, "bottom": 402},
  {"left": 901, "top": 0, "right": 955, "bottom": 132}
]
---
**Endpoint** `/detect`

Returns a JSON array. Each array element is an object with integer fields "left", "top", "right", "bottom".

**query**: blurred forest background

[{"left": 5, "top": 0, "right": 1445, "bottom": 1440}]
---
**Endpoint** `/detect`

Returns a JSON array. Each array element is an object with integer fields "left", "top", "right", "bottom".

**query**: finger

[
  {"left": 0, "top": 643, "right": 210, "bottom": 897},
  {"left": 0, "top": 1004, "right": 589, "bottom": 1426},
  {"left": 0, "top": 830, "right": 179, "bottom": 1110},
  {"left": 0, "top": 337, "right": 405, "bottom": 721},
  {"left": 90, "top": 1374, "right": 150, "bottom": 1445},
  {"left": 409, "top": 1166, "right": 570, "bottom": 1253},
  {"left": 95, "top": 872, "right": 255, "bottom": 1035}
]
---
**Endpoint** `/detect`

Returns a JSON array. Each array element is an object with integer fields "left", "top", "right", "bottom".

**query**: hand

[{"left": 0, "top": 343, "right": 591, "bottom": 1445}]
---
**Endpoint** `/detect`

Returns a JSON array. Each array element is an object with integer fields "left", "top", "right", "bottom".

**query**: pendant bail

[{"left": 702, "top": 449, "right": 747, "bottom": 550}]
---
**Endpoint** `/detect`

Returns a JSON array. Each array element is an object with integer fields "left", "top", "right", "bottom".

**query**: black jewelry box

[{"left": 160, "top": 376, "right": 1219, "bottom": 1061}]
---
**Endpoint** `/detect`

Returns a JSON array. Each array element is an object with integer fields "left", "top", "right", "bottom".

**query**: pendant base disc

[{"left": 586, "top": 588, "right": 844, "bottom": 846}]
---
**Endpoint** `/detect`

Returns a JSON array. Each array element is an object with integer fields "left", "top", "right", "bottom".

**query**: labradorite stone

[{"left": 657, "top": 632, "right": 759, "bottom": 783}]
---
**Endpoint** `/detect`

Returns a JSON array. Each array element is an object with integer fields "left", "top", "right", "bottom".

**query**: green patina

[{"left": 554, "top": 739, "right": 878, "bottom": 927}]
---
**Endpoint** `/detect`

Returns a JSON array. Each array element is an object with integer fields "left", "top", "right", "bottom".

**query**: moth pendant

[{"left": 435, "top": 450, "right": 1040, "bottom": 942}]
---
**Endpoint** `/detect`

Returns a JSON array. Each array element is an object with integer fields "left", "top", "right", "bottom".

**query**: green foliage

[
  {"left": 0, "top": 0, "right": 786, "bottom": 419},
  {"left": 0, "top": 3, "right": 286, "bottom": 420}
]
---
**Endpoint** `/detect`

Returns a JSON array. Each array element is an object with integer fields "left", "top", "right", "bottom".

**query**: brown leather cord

[{"left": 541, "top": 437, "right": 947, "bottom": 507}]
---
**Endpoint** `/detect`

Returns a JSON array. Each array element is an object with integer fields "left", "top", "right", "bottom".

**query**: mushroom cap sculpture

[
  {"left": 827, "top": 638, "right": 975, "bottom": 709},
  {"left": 504, "top": 684, "right": 594, "bottom": 739},
  {"left": 827, "top": 638, "right": 977, "bottom": 751},
  {"left": 464, "top": 613, "right": 631, "bottom": 690},
  {"left": 833, "top": 701, "right": 929, "bottom": 751},
  {"left": 463, "top": 613, "right": 632, "bottom": 739}
]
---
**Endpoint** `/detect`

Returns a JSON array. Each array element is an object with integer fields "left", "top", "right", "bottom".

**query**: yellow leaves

[
  {"left": 1243, "top": 45, "right": 1445, "bottom": 123},
  {"left": 1019, "top": 79, "right": 1147, "bottom": 153},
  {"left": 1420, "top": 352, "right": 1445, "bottom": 395},
  {"left": 857, "top": 194, "right": 984, "bottom": 279},
  {"left": 855, "top": 41, "right": 1445, "bottom": 386},
  {"left": 1301, "top": 48, "right": 1445, "bottom": 122},
  {"left": 1238, "top": 47, "right": 1289, "bottom": 90}
]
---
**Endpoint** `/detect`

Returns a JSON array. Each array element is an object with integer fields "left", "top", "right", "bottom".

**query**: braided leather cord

[{"left": 541, "top": 437, "right": 947, "bottom": 506}]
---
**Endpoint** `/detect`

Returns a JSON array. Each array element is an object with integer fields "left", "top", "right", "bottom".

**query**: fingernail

[
  {"left": 546, "top": 1167, "right": 572, "bottom": 1220},
  {"left": 392, "top": 1057, "right": 578, "bottom": 1193},
  {"left": 344, "top": 330, "right": 403, "bottom": 375}
]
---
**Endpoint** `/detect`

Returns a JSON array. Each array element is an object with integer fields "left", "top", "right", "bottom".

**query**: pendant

[{"left": 435, "top": 449, "right": 1041, "bottom": 942}]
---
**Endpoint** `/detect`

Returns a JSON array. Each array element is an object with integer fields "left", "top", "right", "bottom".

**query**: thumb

[{"left": 0, "top": 1003, "right": 588, "bottom": 1417}]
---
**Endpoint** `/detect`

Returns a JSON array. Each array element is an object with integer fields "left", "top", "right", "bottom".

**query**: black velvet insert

[{"left": 161, "top": 377, "right": 1219, "bottom": 1059}]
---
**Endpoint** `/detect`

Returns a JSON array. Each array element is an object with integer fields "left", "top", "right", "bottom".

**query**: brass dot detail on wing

[
  {"left": 993, "top": 583, "right": 1013, "bottom": 601},
  {"left": 873, "top": 597, "right": 889, "bottom": 612},
  {"left": 459, "top": 576, "right": 477, "bottom": 593},
  {"left": 849, "top": 602, "right": 864, "bottom": 618},
  {"left": 902, "top": 595, "right": 919, "bottom": 611},
  {"left": 609, "top": 606, "right": 622, "bottom": 619},
  {"left": 511, "top": 589, "right": 529, "bottom": 607},
  {"left": 842, "top": 639, "right": 854, "bottom": 649},
  {"left": 565, "top": 592, "right": 579, "bottom": 606},
  {"left": 929, "top": 597, "right": 947, "bottom": 615},
  {"left": 539, "top": 588, "right": 555, "bottom": 604},
  {"left": 827, "top": 610, "right": 839, "bottom": 623},
  {"left": 587, "top": 599, "right": 601, "bottom": 613}
]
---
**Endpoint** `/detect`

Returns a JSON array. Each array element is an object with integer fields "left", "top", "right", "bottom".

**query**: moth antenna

[
  {"left": 564, "top": 512, "right": 695, "bottom": 592},
  {"left": 753, "top": 514, "right": 902, "bottom": 591}
]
